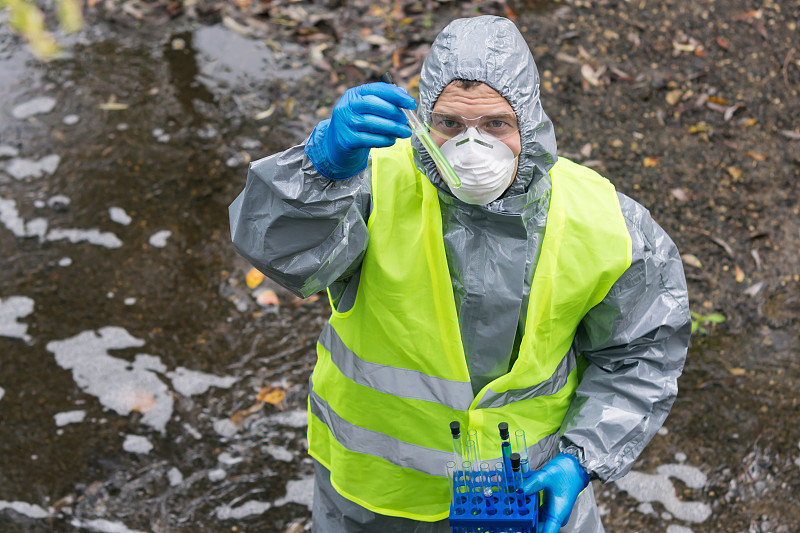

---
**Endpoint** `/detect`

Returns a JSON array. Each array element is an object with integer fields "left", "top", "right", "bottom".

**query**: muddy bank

[{"left": 1, "top": 1, "right": 799, "bottom": 532}]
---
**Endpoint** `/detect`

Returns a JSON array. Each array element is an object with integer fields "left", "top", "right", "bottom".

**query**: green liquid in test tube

[{"left": 379, "top": 72, "right": 462, "bottom": 190}]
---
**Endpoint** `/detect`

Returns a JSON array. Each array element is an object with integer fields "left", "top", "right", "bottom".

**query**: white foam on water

[
  {"left": 54, "top": 410, "right": 86, "bottom": 427},
  {"left": 148, "top": 229, "right": 172, "bottom": 248},
  {"left": 45, "top": 327, "right": 173, "bottom": 433},
  {"left": 614, "top": 463, "right": 711, "bottom": 523},
  {"left": 267, "top": 409, "right": 308, "bottom": 428},
  {"left": 122, "top": 435, "right": 153, "bottom": 454},
  {"left": 218, "top": 452, "right": 243, "bottom": 465},
  {"left": 0, "top": 196, "right": 27, "bottom": 237},
  {"left": 5, "top": 154, "right": 60, "bottom": 180},
  {"left": 0, "top": 295, "right": 34, "bottom": 342},
  {"left": 108, "top": 206, "right": 132, "bottom": 226},
  {"left": 167, "top": 467, "right": 184, "bottom": 486},
  {"left": 167, "top": 367, "right": 237, "bottom": 397},
  {"left": 264, "top": 444, "right": 294, "bottom": 462},
  {"left": 1, "top": 195, "right": 122, "bottom": 248},
  {"left": 666, "top": 526, "right": 694, "bottom": 533},
  {"left": 70, "top": 518, "right": 146, "bottom": 533},
  {"left": 215, "top": 500, "right": 272, "bottom": 520},
  {"left": 12, "top": 96, "right": 56, "bottom": 119},
  {"left": 0, "top": 144, "right": 20, "bottom": 157},
  {"left": 273, "top": 476, "right": 314, "bottom": 510},
  {"left": 0, "top": 500, "right": 49, "bottom": 519},
  {"left": 46, "top": 228, "right": 123, "bottom": 249},
  {"left": 208, "top": 468, "right": 226, "bottom": 482}
]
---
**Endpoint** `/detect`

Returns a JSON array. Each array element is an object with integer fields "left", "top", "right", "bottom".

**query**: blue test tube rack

[{"left": 448, "top": 469, "right": 538, "bottom": 533}]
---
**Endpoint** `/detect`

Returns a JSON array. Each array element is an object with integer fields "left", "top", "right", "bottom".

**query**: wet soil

[{"left": 1, "top": 0, "right": 798, "bottom": 532}]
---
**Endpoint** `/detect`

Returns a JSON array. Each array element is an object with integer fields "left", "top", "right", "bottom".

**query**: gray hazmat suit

[{"left": 229, "top": 15, "right": 691, "bottom": 533}]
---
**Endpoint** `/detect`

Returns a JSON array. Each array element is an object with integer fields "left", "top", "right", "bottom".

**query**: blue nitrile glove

[
  {"left": 523, "top": 453, "right": 590, "bottom": 533},
  {"left": 305, "top": 82, "right": 416, "bottom": 180}
]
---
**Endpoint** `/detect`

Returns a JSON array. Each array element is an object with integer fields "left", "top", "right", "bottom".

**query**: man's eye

[
  {"left": 488, "top": 120, "right": 507, "bottom": 128},
  {"left": 442, "top": 119, "right": 460, "bottom": 129}
]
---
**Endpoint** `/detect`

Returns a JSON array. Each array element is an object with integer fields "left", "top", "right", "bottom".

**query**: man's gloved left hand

[{"left": 522, "top": 453, "right": 590, "bottom": 533}]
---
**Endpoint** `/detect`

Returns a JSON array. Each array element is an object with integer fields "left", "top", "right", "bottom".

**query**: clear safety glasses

[{"left": 428, "top": 112, "right": 519, "bottom": 141}]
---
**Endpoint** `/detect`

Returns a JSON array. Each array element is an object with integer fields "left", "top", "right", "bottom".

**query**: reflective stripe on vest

[{"left": 307, "top": 138, "right": 632, "bottom": 521}]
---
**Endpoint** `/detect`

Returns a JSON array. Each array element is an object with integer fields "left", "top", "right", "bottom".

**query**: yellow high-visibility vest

[{"left": 307, "top": 138, "right": 632, "bottom": 521}]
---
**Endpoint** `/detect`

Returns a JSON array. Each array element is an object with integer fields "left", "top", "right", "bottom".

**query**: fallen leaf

[
  {"left": 98, "top": 94, "right": 129, "bottom": 111},
  {"left": 671, "top": 188, "right": 689, "bottom": 202},
  {"left": 254, "top": 104, "right": 276, "bottom": 121},
  {"left": 681, "top": 254, "right": 703, "bottom": 268},
  {"left": 779, "top": 130, "right": 800, "bottom": 140},
  {"left": 363, "top": 34, "right": 391, "bottom": 46},
  {"left": 256, "top": 289, "right": 279, "bottom": 306},
  {"left": 580, "top": 143, "right": 592, "bottom": 158},
  {"left": 689, "top": 122, "right": 711, "bottom": 134},
  {"left": 707, "top": 96, "right": 730, "bottom": 105},
  {"left": 726, "top": 166, "right": 742, "bottom": 180},
  {"left": 665, "top": 90, "right": 683, "bottom": 105},
  {"left": 751, "top": 249, "right": 762, "bottom": 270},
  {"left": 258, "top": 386, "right": 286, "bottom": 405},
  {"left": 556, "top": 52, "right": 580, "bottom": 64},
  {"left": 246, "top": 268, "right": 264, "bottom": 289},
  {"left": 643, "top": 156, "right": 660, "bottom": 167},
  {"left": 580, "top": 64, "right": 606, "bottom": 86},
  {"left": 743, "top": 281, "right": 764, "bottom": 296},
  {"left": 716, "top": 36, "right": 730, "bottom": 50},
  {"left": 230, "top": 402, "right": 265, "bottom": 427},
  {"left": 735, "top": 265, "right": 745, "bottom": 282},
  {"left": 708, "top": 235, "right": 734, "bottom": 258},
  {"left": 120, "top": 389, "right": 156, "bottom": 413},
  {"left": 747, "top": 151, "right": 767, "bottom": 161},
  {"left": 729, "top": 368, "right": 747, "bottom": 376}
]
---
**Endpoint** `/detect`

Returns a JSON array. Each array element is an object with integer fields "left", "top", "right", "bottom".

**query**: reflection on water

[{"left": 1, "top": 20, "right": 322, "bottom": 531}]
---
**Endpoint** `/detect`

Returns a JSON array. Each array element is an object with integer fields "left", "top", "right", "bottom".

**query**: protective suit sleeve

[
  {"left": 228, "top": 139, "right": 372, "bottom": 299},
  {"left": 559, "top": 193, "right": 691, "bottom": 483}
]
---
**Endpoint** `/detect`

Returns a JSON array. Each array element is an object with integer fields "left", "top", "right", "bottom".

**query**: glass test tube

[
  {"left": 480, "top": 462, "right": 495, "bottom": 512},
  {"left": 467, "top": 428, "right": 481, "bottom": 463},
  {"left": 461, "top": 460, "right": 473, "bottom": 492},
  {"left": 465, "top": 439, "right": 480, "bottom": 487},
  {"left": 510, "top": 453, "right": 525, "bottom": 509},
  {"left": 515, "top": 429, "right": 530, "bottom": 474},
  {"left": 445, "top": 460, "right": 458, "bottom": 507},
  {"left": 450, "top": 421, "right": 463, "bottom": 467},
  {"left": 499, "top": 422, "right": 513, "bottom": 481},
  {"left": 495, "top": 462, "right": 510, "bottom": 495}
]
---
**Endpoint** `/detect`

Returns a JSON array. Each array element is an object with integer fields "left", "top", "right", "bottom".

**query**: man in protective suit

[{"left": 230, "top": 15, "right": 691, "bottom": 533}]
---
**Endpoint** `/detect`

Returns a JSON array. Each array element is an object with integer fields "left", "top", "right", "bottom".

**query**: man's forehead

[{"left": 433, "top": 82, "right": 514, "bottom": 115}]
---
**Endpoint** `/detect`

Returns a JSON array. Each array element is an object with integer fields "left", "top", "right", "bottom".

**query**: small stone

[
  {"left": 171, "top": 38, "right": 186, "bottom": 50},
  {"left": 657, "top": 427, "right": 669, "bottom": 436},
  {"left": 675, "top": 452, "right": 687, "bottom": 462},
  {"left": 124, "top": 297, "right": 136, "bottom": 306},
  {"left": 62, "top": 114, "right": 80, "bottom": 125},
  {"left": 117, "top": 123, "right": 129, "bottom": 131},
  {"left": 58, "top": 257, "right": 72, "bottom": 267}
]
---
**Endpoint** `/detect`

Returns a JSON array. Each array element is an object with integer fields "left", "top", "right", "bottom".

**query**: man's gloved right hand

[{"left": 305, "top": 82, "right": 416, "bottom": 180}]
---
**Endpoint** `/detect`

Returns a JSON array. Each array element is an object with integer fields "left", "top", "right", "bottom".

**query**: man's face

[
  {"left": 430, "top": 82, "right": 522, "bottom": 156},
  {"left": 430, "top": 81, "right": 521, "bottom": 188}
]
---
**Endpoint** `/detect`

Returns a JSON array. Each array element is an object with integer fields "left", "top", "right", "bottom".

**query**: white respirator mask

[{"left": 439, "top": 128, "right": 518, "bottom": 205}]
